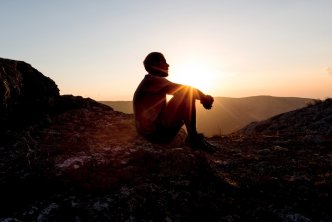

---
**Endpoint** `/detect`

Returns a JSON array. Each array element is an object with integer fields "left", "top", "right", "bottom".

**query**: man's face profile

[
  {"left": 155, "top": 57, "right": 169, "bottom": 76},
  {"left": 151, "top": 56, "right": 169, "bottom": 77},
  {"left": 144, "top": 52, "right": 169, "bottom": 77}
]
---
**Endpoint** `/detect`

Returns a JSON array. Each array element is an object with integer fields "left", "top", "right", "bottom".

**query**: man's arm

[
  {"left": 191, "top": 87, "right": 214, "bottom": 109},
  {"left": 164, "top": 80, "right": 214, "bottom": 109}
]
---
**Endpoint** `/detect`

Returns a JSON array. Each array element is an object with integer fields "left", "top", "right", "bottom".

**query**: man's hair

[{"left": 143, "top": 52, "right": 165, "bottom": 73}]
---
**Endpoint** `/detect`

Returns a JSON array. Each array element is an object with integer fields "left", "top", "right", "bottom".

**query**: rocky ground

[
  {"left": 0, "top": 99, "right": 331, "bottom": 221},
  {"left": 1, "top": 58, "right": 331, "bottom": 221}
]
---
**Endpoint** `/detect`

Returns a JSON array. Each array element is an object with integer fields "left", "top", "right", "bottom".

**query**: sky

[{"left": 1, "top": 0, "right": 331, "bottom": 100}]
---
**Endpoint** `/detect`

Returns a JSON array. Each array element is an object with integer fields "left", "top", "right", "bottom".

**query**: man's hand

[{"left": 200, "top": 95, "right": 214, "bottom": 109}]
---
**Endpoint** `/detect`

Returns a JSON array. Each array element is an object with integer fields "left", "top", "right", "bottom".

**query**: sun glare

[{"left": 170, "top": 61, "right": 218, "bottom": 93}]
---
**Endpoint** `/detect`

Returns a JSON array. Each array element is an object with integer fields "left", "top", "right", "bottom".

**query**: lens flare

[{"left": 170, "top": 61, "right": 218, "bottom": 93}]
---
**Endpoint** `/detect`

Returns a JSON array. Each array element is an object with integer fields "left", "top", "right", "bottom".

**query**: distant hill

[
  {"left": 100, "top": 96, "right": 312, "bottom": 136},
  {"left": 100, "top": 101, "right": 134, "bottom": 114}
]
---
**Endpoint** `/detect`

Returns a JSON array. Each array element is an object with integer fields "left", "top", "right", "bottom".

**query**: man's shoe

[{"left": 186, "top": 134, "right": 217, "bottom": 153}]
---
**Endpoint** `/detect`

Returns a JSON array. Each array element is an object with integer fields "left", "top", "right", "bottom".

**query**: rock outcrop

[
  {"left": 238, "top": 99, "right": 332, "bottom": 143},
  {"left": 0, "top": 58, "right": 59, "bottom": 128}
]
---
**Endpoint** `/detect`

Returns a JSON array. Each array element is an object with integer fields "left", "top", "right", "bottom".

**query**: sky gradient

[{"left": 1, "top": 0, "right": 331, "bottom": 100}]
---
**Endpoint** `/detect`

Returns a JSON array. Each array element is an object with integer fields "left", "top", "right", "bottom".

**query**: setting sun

[{"left": 170, "top": 61, "right": 219, "bottom": 93}]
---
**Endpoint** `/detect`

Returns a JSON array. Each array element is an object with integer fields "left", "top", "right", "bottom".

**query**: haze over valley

[{"left": 100, "top": 96, "right": 312, "bottom": 136}]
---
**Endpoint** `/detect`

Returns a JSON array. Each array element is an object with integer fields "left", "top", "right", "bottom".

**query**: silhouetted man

[{"left": 133, "top": 52, "right": 216, "bottom": 152}]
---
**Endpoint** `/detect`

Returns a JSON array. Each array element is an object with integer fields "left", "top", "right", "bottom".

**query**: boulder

[
  {"left": 0, "top": 58, "right": 59, "bottom": 128},
  {"left": 237, "top": 99, "right": 332, "bottom": 140}
]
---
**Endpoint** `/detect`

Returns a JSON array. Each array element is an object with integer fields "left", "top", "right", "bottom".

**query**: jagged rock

[
  {"left": 55, "top": 94, "right": 112, "bottom": 113},
  {"left": 0, "top": 58, "right": 59, "bottom": 110},
  {"left": 0, "top": 58, "right": 59, "bottom": 128},
  {"left": 238, "top": 99, "right": 332, "bottom": 141}
]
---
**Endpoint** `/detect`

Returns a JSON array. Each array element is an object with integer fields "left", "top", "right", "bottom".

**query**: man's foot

[{"left": 186, "top": 134, "right": 217, "bottom": 153}]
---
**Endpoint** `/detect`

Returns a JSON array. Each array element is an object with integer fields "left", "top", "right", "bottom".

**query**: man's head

[{"left": 143, "top": 52, "right": 169, "bottom": 77}]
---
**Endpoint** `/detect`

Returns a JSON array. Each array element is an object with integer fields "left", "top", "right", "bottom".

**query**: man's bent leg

[
  {"left": 161, "top": 88, "right": 216, "bottom": 153},
  {"left": 161, "top": 88, "right": 198, "bottom": 139}
]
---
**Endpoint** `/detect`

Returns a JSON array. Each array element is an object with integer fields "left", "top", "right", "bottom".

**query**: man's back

[{"left": 133, "top": 74, "right": 173, "bottom": 136}]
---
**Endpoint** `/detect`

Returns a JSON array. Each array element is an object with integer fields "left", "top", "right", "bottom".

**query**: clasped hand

[{"left": 201, "top": 95, "right": 214, "bottom": 109}]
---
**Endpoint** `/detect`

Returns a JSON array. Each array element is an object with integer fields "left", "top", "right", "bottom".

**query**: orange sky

[{"left": 1, "top": 1, "right": 331, "bottom": 100}]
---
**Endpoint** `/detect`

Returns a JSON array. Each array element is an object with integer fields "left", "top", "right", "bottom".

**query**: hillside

[
  {"left": 238, "top": 98, "right": 332, "bottom": 139},
  {"left": 101, "top": 96, "right": 312, "bottom": 136},
  {"left": 1, "top": 58, "right": 331, "bottom": 221}
]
